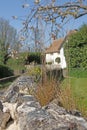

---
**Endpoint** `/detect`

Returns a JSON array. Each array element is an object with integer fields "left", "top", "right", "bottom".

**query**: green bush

[
  {"left": 27, "top": 66, "right": 41, "bottom": 82},
  {"left": 0, "top": 64, "right": 14, "bottom": 78},
  {"left": 7, "top": 58, "right": 26, "bottom": 74},
  {"left": 64, "top": 24, "right": 87, "bottom": 70},
  {"left": 26, "top": 52, "right": 41, "bottom": 64}
]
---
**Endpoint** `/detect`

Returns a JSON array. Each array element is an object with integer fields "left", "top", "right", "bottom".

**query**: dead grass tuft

[
  {"left": 57, "top": 85, "right": 77, "bottom": 111},
  {"left": 34, "top": 78, "right": 58, "bottom": 106},
  {"left": 33, "top": 76, "right": 87, "bottom": 118}
]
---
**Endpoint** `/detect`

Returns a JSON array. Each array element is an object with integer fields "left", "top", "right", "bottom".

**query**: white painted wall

[
  {"left": 45, "top": 47, "right": 67, "bottom": 69},
  {"left": 60, "top": 47, "right": 67, "bottom": 69}
]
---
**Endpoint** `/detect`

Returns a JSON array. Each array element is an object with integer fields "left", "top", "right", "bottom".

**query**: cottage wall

[{"left": 45, "top": 47, "right": 66, "bottom": 69}]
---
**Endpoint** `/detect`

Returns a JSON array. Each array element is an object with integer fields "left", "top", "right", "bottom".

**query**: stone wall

[{"left": 0, "top": 76, "right": 87, "bottom": 130}]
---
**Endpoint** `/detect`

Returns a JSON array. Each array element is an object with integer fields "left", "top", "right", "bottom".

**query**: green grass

[
  {"left": 70, "top": 78, "right": 87, "bottom": 108},
  {"left": 69, "top": 68, "right": 87, "bottom": 78},
  {"left": 62, "top": 77, "right": 87, "bottom": 116},
  {"left": 0, "top": 81, "right": 12, "bottom": 89},
  {"left": 0, "top": 76, "right": 18, "bottom": 89}
]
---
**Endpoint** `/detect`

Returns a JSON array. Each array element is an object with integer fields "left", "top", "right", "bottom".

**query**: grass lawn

[
  {"left": 61, "top": 77, "right": 87, "bottom": 116},
  {"left": 70, "top": 78, "right": 87, "bottom": 111}
]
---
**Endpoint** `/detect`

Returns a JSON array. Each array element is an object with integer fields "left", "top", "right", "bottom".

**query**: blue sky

[
  {"left": 0, "top": 0, "right": 28, "bottom": 31},
  {"left": 0, "top": 0, "right": 87, "bottom": 33}
]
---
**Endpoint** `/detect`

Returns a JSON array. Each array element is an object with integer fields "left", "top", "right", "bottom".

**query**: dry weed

[
  {"left": 34, "top": 78, "right": 58, "bottom": 106},
  {"left": 33, "top": 75, "right": 87, "bottom": 118},
  {"left": 57, "top": 85, "right": 77, "bottom": 111}
]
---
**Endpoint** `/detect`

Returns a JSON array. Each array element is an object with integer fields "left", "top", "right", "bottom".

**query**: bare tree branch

[{"left": 16, "top": 0, "right": 87, "bottom": 49}]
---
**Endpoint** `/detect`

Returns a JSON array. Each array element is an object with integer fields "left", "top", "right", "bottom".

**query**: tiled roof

[
  {"left": 45, "top": 30, "right": 77, "bottom": 54},
  {"left": 45, "top": 38, "right": 64, "bottom": 53}
]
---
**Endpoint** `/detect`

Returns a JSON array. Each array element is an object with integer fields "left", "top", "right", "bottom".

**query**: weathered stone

[
  {"left": 1, "top": 112, "right": 11, "bottom": 129},
  {"left": 0, "top": 101, "right": 3, "bottom": 111},
  {"left": 67, "top": 109, "right": 82, "bottom": 117},
  {"left": 3, "top": 86, "right": 19, "bottom": 103},
  {"left": 0, "top": 90, "right": 4, "bottom": 101},
  {"left": 0, "top": 109, "right": 3, "bottom": 127},
  {"left": 3, "top": 102, "right": 17, "bottom": 120},
  {"left": 1, "top": 76, "right": 87, "bottom": 130},
  {"left": 0, "top": 110, "right": 10, "bottom": 130},
  {"left": 16, "top": 96, "right": 87, "bottom": 130},
  {"left": 3, "top": 76, "right": 36, "bottom": 103}
]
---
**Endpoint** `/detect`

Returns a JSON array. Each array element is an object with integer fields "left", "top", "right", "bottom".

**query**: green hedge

[
  {"left": 0, "top": 64, "right": 14, "bottom": 78},
  {"left": 26, "top": 52, "right": 41, "bottom": 64}
]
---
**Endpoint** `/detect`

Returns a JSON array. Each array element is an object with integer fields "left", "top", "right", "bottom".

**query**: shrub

[
  {"left": 64, "top": 24, "right": 87, "bottom": 70},
  {"left": 7, "top": 58, "right": 26, "bottom": 74},
  {"left": 0, "top": 64, "right": 14, "bottom": 78},
  {"left": 26, "top": 66, "right": 41, "bottom": 82},
  {"left": 26, "top": 52, "right": 41, "bottom": 64}
]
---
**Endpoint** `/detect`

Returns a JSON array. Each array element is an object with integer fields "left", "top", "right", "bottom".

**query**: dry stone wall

[{"left": 0, "top": 76, "right": 87, "bottom": 130}]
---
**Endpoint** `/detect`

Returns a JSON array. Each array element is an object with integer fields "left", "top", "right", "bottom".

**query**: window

[{"left": 55, "top": 57, "right": 61, "bottom": 63}]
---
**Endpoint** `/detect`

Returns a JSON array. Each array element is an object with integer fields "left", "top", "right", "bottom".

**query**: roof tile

[{"left": 45, "top": 38, "right": 64, "bottom": 53}]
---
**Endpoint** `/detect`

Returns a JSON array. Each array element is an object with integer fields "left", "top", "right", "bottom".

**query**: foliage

[
  {"left": 26, "top": 66, "right": 41, "bottom": 82},
  {"left": 0, "top": 39, "right": 6, "bottom": 64},
  {"left": 26, "top": 52, "right": 41, "bottom": 64},
  {"left": 64, "top": 24, "right": 87, "bottom": 70},
  {"left": 0, "top": 64, "right": 14, "bottom": 78},
  {"left": 7, "top": 57, "right": 26, "bottom": 74},
  {"left": 0, "top": 39, "right": 11, "bottom": 64},
  {"left": 18, "top": 52, "right": 28, "bottom": 65},
  {"left": 0, "top": 81, "right": 12, "bottom": 89},
  {"left": 7, "top": 52, "right": 31, "bottom": 74},
  {"left": 0, "top": 76, "right": 18, "bottom": 89}
]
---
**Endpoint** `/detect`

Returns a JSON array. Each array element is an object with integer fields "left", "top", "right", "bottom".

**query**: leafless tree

[
  {"left": 13, "top": 0, "right": 87, "bottom": 51},
  {"left": 0, "top": 17, "right": 19, "bottom": 64},
  {"left": 21, "top": 0, "right": 87, "bottom": 34}
]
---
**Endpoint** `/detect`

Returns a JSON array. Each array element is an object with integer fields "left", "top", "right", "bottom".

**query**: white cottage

[{"left": 45, "top": 38, "right": 67, "bottom": 69}]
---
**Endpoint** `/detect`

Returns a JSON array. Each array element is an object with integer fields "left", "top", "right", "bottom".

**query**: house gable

[
  {"left": 45, "top": 38, "right": 64, "bottom": 53},
  {"left": 45, "top": 38, "right": 67, "bottom": 69}
]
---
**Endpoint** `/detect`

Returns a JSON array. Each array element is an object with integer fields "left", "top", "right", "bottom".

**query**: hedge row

[{"left": 0, "top": 64, "right": 14, "bottom": 78}]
